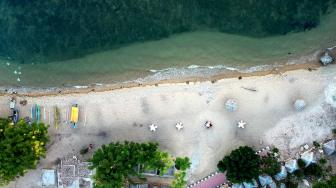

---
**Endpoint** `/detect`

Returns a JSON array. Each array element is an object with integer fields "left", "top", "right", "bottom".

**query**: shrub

[{"left": 313, "top": 141, "right": 320, "bottom": 148}]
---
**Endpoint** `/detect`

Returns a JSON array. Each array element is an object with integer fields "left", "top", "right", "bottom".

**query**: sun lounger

[
  {"left": 31, "top": 105, "right": 41, "bottom": 122},
  {"left": 70, "top": 104, "right": 79, "bottom": 128}
]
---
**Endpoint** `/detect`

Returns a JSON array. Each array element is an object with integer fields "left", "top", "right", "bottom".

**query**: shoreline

[
  {"left": 0, "top": 46, "right": 335, "bottom": 97},
  {"left": 0, "top": 60, "right": 323, "bottom": 97}
]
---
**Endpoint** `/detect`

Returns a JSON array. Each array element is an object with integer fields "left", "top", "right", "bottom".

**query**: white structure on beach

[
  {"left": 323, "top": 140, "right": 336, "bottom": 156},
  {"left": 175, "top": 122, "right": 184, "bottom": 131},
  {"left": 149, "top": 124, "right": 158, "bottom": 132},
  {"left": 237, "top": 120, "right": 247, "bottom": 129},
  {"left": 285, "top": 159, "right": 298, "bottom": 173}
]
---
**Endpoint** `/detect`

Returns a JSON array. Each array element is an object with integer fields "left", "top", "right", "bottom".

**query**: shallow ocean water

[{"left": 0, "top": 10, "right": 336, "bottom": 88}]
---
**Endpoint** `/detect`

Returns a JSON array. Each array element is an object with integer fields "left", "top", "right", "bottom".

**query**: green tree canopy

[
  {"left": 0, "top": 118, "right": 49, "bottom": 185},
  {"left": 217, "top": 146, "right": 261, "bottom": 183},
  {"left": 89, "top": 141, "right": 174, "bottom": 188},
  {"left": 174, "top": 157, "right": 191, "bottom": 171}
]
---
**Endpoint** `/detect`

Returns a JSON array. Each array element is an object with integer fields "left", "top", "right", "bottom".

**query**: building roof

[
  {"left": 285, "top": 159, "right": 298, "bottom": 173},
  {"left": 232, "top": 183, "right": 244, "bottom": 188},
  {"left": 243, "top": 179, "right": 258, "bottom": 188},
  {"left": 301, "top": 152, "right": 315, "bottom": 167},
  {"left": 323, "top": 140, "right": 336, "bottom": 156},
  {"left": 274, "top": 166, "right": 287, "bottom": 181},
  {"left": 42, "top": 169, "right": 56, "bottom": 186},
  {"left": 258, "top": 175, "right": 274, "bottom": 187}
]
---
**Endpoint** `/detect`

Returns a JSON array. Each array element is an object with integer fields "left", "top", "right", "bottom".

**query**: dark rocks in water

[{"left": 320, "top": 51, "right": 334, "bottom": 66}]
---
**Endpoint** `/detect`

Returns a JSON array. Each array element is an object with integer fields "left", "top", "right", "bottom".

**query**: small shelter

[
  {"left": 274, "top": 166, "right": 287, "bottom": 181},
  {"left": 294, "top": 99, "right": 306, "bottom": 111},
  {"left": 225, "top": 99, "right": 238, "bottom": 112},
  {"left": 258, "top": 175, "right": 276, "bottom": 188},
  {"left": 300, "top": 151, "right": 315, "bottom": 167},
  {"left": 243, "top": 179, "right": 258, "bottom": 188},
  {"left": 323, "top": 140, "right": 336, "bottom": 156},
  {"left": 285, "top": 159, "right": 298, "bottom": 173}
]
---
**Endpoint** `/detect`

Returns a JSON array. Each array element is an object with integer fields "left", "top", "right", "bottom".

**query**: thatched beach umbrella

[
  {"left": 323, "top": 140, "right": 336, "bottom": 156},
  {"left": 294, "top": 99, "right": 306, "bottom": 111},
  {"left": 225, "top": 99, "right": 238, "bottom": 112}
]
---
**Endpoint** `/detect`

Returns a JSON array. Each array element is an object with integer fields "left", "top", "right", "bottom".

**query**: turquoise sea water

[{"left": 0, "top": 10, "right": 336, "bottom": 88}]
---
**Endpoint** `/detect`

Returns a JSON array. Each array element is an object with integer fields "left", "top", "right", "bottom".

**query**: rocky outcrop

[{"left": 320, "top": 51, "right": 334, "bottom": 66}]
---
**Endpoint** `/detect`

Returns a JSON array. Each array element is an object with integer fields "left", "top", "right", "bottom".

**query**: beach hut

[
  {"left": 274, "top": 166, "right": 287, "bottom": 181},
  {"left": 320, "top": 52, "right": 334, "bottom": 66},
  {"left": 70, "top": 104, "right": 79, "bottom": 128},
  {"left": 294, "top": 99, "right": 306, "bottom": 111},
  {"left": 225, "top": 99, "right": 238, "bottom": 112},
  {"left": 285, "top": 159, "right": 298, "bottom": 173},
  {"left": 323, "top": 140, "right": 336, "bottom": 156},
  {"left": 243, "top": 179, "right": 258, "bottom": 188},
  {"left": 258, "top": 175, "right": 276, "bottom": 188},
  {"left": 300, "top": 151, "right": 315, "bottom": 167}
]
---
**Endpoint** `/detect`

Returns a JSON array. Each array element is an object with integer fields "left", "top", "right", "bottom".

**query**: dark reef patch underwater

[{"left": 0, "top": 0, "right": 335, "bottom": 63}]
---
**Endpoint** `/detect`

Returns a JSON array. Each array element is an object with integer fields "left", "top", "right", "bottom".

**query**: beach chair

[
  {"left": 12, "top": 109, "right": 19, "bottom": 124},
  {"left": 70, "top": 104, "right": 79, "bottom": 128},
  {"left": 31, "top": 105, "right": 41, "bottom": 122}
]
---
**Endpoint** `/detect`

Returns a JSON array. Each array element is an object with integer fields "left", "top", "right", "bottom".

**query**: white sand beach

[{"left": 1, "top": 64, "right": 336, "bottom": 187}]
